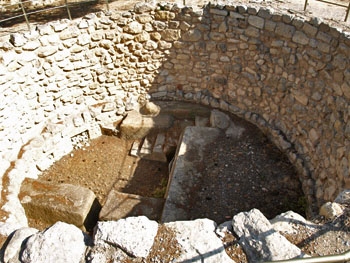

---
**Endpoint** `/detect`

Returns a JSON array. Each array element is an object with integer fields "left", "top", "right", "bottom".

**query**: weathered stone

[
  {"left": 275, "top": 22, "right": 295, "bottom": 38},
  {"left": 94, "top": 216, "right": 158, "bottom": 258},
  {"left": 334, "top": 190, "right": 350, "bottom": 205},
  {"left": 166, "top": 219, "right": 233, "bottom": 263},
  {"left": 9, "top": 33, "right": 27, "bottom": 47},
  {"left": 124, "top": 21, "right": 143, "bottom": 34},
  {"left": 37, "top": 46, "right": 58, "bottom": 57},
  {"left": 319, "top": 202, "right": 344, "bottom": 219},
  {"left": 161, "top": 29, "right": 180, "bottom": 41},
  {"left": 248, "top": 15, "right": 264, "bottom": 29},
  {"left": 21, "top": 222, "right": 87, "bottom": 263},
  {"left": 19, "top": 178, "right": 101, "bottom": 231},
  {"left": 3, "top": 227, "right": 39, "bottom": 263},
  {"left": 134, "top": 2, "right": 156, "bottom": 13},
  {"left": 162, "top": 127, "right": 222, "bottom": 222},
  {"left": 59, "top": 26, "right": 80, "bottom": 40},
  {"left": 232, "top": 209, "right": 305, "bottom": 261},
  {"left": 292, "top": 31, "right": 309, "bottom": 45},
  {"left": 210, "top": 109, "right": 231, "bottom": 129},
  {"left": 182, "top": 29, "right": 202, "bottom": 42}
]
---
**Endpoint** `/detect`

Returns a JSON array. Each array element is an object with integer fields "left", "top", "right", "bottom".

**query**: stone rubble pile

[{"left": 1, "top": 188, "right": 349, "bottom": 263}]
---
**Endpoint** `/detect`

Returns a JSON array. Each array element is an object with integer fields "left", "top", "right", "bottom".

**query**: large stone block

[{"left": 19, "top": 178, "right": 101, "bottom": 231}]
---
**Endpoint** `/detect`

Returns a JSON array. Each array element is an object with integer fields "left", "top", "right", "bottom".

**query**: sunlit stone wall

[{"left": 0, "top": 2, "right": 349, "bottom": 224}]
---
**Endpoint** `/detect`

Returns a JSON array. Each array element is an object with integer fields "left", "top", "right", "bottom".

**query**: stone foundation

[{"left": 0, "top": 1, "right": 349, "bottom": 225}]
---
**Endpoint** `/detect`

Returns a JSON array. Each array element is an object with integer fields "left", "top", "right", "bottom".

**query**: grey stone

[
  {"left": 161, "top": 127, "right": 222, "bottom": 222},
  {"left": 166, "top": 219, "right": 233, "bottom": 263},
  {"left": 248, "top": 15, "right": 265, "bottom": 29},
  {"left": 182, "top": 29, "right": 202, "bottom": 42},
  {"left": 275, "top": 22, "right": 295, "bottom": 38},
  {"left": 210, "top": 109, "right": 231, "bottom": 130},
  {"left": 3, "top": 227, "right": 38, "bottom": 263},
  {"left": 94, "top": 216, "right": 158, "bottom": 258},
  {"left": 334, "top": 190, "right": 350, "bottom": 205},
  {"left": 292, "top": 31, "right": 309, "bottom": 45},
  {"left": 21, "top": 222, "right": 87, "bottom": 263},
  {"left": 232, "top": 209, "right": 305, "bottom": 261}
]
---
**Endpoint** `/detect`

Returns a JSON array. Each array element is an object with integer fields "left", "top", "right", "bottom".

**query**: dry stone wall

[{"left": 0, "top": 2, "right": 349, "bottom": 224}]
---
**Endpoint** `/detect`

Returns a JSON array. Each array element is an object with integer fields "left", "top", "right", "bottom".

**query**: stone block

[
  {"left": 99, "top": 190, "right": 164, "bottom": 221},
  {"left": 19, "top": 178, "right": 101, "bottom": 231},
  {"left": 161, "top": 126, "right": 222, "bottom": 223}
]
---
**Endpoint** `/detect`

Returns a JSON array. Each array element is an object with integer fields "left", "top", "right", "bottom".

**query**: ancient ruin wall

[{"left": 0, "top": 2, "right": 349, "bottom": 223}]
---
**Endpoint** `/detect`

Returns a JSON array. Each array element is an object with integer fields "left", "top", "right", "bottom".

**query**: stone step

[
  {"left": 99, "top": 190, "right": 164, "bottom": 221},
  {"left": 130, "top": 133, "right": 167, "bottom": 163},
  {"left": 19, "top": 178, "right": 101, "bottom": 232}
]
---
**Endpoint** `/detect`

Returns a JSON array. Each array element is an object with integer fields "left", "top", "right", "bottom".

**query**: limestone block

[
  {"left": 319, "top": 201, "right": 344, "bottom": 219},
  {"left": 210, "top": 109, "right": 231, "bottom": 129},
  {"left": 161, "top": 127, "right": 222, "bottom": 223},
  {"left": 275, "top": 22, "right": 295, "bottom": 38},
  {"left": 292, "top": 31, "right": 309, "bottom": 45},
  {"left": 19, "top": 178, "right": 101, "bottom": 231},
  {"left": 3, "top": 227, "right": 38, "bottom": 263},
  {"left": 94, "top": 216, "right": 158, "bottom": 258},
  {"left": 120, "top": 110, "right": 152, "bottom": 140},
  {"left": 124, "top": 21, "right": 143, "bottom": 34},
  {"left": 99, "top": 190, "right": 164, "bottom": 221},
  {"left": 10, "top": 33, "right": 27, "bottom": 47},
  {"left": 182, "top": 29, "right": 202, "bottom": 42},
  {"left": 166, "top": 219, "right": 233, "bottom": 263},
  {"left": 335, "top": 190, "right": 350, "bottom": 205},
  {"left": 37, "top": 46, "right": 58, "bottom": 58},
  {"left": 248, "top": 15, "right": 264, "bottom": 29},
  {"left": 232, "top": 209, "right": 305, "bottom": 261},
  {"left": 21, "top": 222, "right": 86, "bottom": 263}
]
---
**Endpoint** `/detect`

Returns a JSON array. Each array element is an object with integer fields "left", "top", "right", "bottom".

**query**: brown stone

[{"left": 19, "top": 178, "right": 101, "bottom": 231}]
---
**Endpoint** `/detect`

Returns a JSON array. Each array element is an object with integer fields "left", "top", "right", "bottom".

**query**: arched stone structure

[{"left": 0, "top": 2, "right": 348, "bottom": 226}]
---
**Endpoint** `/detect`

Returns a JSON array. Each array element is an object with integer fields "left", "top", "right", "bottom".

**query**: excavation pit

[{"left": 23, "top": 101, "right": 306, "bottom": 230}]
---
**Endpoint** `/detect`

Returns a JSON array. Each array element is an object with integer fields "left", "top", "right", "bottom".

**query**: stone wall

[{"left": 0, "top": 2, "right": 349, "bottom": 225}]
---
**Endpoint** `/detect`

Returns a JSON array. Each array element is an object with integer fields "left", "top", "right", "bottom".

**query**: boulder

[
  {"left": 166, "top": 218, "right": 233, "bottom": 263},
  {"left": 94, "top": 216, "right": 158, "bottom": 258},
  {"left": 232, "top": 208, "right": 305, "bottom": 261},
  {"left": 319, "top": 202, "right": 344, "bottom": 220},
  {"left": 20, "top": 222, "right": 87, "bottom": 263},
  {"left": 3, "top": 227, "right": 38, "bottom": 263}
]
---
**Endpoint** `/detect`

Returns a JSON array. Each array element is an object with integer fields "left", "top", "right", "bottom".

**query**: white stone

[
  {"left": 21, "top": 222, "right": 86, "bottom": 263},
  {"left": 166, "top": 218, "right": 233, "bottom": 263},
  {"left": 94, "top": 216, "right": 158, "bottom": 258},
  {"left": 3, "top": 227, "right": 38, "bottom": 263},
  {"left": 319, "top": 202, "right": 344, "bottom": 219},
  {"left": 232, "top": 209, "right": 305, "bottom": 261}
]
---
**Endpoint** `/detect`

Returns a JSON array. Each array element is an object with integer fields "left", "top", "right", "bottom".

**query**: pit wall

[{"left": 0, "top": 2, "right": 349, "bottom": 224}]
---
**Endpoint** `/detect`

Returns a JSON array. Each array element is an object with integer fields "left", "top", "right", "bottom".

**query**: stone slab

[
  {"left": 161, "top": 126, "right": 222, "bottom": 223},
  {"left": 19, "top": 178, "right": 101, "bottom": 231},
  {"left": 99, "top": 190, "right": 164, "bottom": 221}
]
